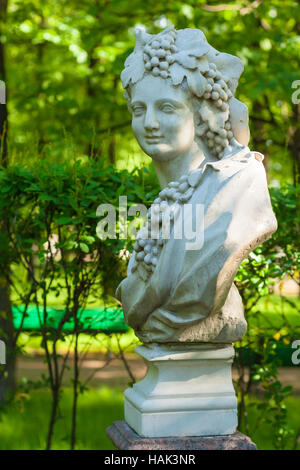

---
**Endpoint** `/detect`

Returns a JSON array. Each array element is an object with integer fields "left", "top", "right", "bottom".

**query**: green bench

[
  {"left": 12, "top": 306, "right": 295, "bottom": 366},
  {"left": 12, "top": 305, "right": 129, "bottom": 334}
]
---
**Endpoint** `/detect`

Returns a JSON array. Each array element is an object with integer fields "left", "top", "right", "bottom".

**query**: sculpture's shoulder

[
  {"left": 240, "top": 151, "right": 268, "bottom": 182},
  {"left": 235, "top": 152, "right": 277, "bottom": 240},
  {"left": 240, "top": 152, "right": 275, "bottom": 209},
  {"left": 204, "top": 150, "right": 278, "bottom": 243},
  {"left": 207, "top": 150, "right": 266, "bottom": 181}
]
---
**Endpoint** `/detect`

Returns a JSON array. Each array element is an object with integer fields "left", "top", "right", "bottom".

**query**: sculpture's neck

[{"left": 153, "top": 142, "right": 216, "bottom": 188}]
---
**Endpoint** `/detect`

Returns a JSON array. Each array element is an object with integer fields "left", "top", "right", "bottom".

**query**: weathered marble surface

[
  {"left": 109, "top": 26, "right": 276, "bottom": 443},
  {"left": 117, "top": 148, "right": 276, "bottom": 344},
  {"left": 116, "top": 26, "right": 277, "bottom": 344},
  {"left": 124, "top": 343, "right": 238, "bottom": 437}
]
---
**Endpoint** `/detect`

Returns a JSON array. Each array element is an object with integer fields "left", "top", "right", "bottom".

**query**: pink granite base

[{"left": 107, "top": 421, "right": 257, "bottom": 450}]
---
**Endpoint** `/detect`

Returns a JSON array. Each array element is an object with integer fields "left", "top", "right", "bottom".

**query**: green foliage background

[
  {"left": 0, "top": 0, "right": 299, "bottom": 451},
  {"left": 0, "top": 159, "right": 298, "bottom": 450},
  {"left": 1, "top": 0, "right": 299, "bottom": 183}
]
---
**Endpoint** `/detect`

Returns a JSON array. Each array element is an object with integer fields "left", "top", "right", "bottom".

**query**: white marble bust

[{"left": 116, "top": 26, "right": 277, "bottom": 344}]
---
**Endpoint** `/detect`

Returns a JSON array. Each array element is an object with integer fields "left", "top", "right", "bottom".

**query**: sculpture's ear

[{"left": 229, "top": 97, "right": 250, "bottom": 146}]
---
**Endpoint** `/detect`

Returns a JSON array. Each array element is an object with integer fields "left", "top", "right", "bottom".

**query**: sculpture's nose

[{"left": 144, "top": 106, "right": 159, "bottom": 131}]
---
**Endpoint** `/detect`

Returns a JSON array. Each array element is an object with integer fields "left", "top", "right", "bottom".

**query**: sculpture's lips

[{"left": 145, "top": 135, "right": 163, "bottom": 143}]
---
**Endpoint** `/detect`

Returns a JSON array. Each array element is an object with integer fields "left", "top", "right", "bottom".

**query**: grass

[
  {"left": 3, "top": 293, "right": 298, "bottom": 450},
  {"left": 0, "top": 387, "right": 123, "bottom": 450},
  {"left": 239, "top": 396, "right": 300, "bottom": 450},
  {"left": 0, "top": 387, "right": 299, "bottom": 450},
  {"left": 17, "top": 328, "right": 139, "bottom": 356}
]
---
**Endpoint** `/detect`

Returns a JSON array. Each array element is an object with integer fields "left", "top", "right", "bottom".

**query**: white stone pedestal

[{"left": 124, "top": 343, "right": 237, "bottom": 438}]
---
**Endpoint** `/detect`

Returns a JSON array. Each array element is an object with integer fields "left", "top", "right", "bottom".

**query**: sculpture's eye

[
  {"left": 132, "top": 105, "right": 145, "bottom": 117},
  {"left": 160, "top": 103, "right": 175, "bottom": 113}
]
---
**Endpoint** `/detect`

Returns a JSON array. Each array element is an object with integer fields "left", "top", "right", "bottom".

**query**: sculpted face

[{"left": 130, "top": 75, "right": 196, "bottom": 162}]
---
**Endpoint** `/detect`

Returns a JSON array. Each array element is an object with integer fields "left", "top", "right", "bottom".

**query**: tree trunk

[
  {"left": 0, "top": 0, "right": 15, "bottom": 402},
  {"left": 0, "top": 0, "right": 7, "bottom": 165},
  {"left": 0, "top": 281, "right": 16, "bottom": 401}
]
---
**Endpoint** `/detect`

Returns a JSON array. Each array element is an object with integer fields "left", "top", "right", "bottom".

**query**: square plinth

[
  {"left": 106, "top": 421, "right": 257, "bottom": 450},
  {"left": 123, "top": 344, "right": 238, "bottom": 438}
]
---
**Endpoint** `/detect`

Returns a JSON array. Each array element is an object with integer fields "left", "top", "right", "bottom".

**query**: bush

[
  {"left": 0, "top": 158, "right": 299, "bottom": 449},
  {"left": 0, "top": 158, "right": 158, "bottom": 449},
  {"left": 234, "top": 184, "right": 300, "bottom": 449}
]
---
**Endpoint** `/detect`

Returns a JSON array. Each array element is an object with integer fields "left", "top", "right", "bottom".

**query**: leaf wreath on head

[
  {"left": 121, "top": 26, "right": 247, "bottom": 159},
  {"left": 121, "top": 26, "right": 244, "bottom": 98}
]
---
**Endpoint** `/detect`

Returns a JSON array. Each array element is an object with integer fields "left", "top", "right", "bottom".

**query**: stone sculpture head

[{"left": 121, "top": 26, "right": 250, "bottom": 164}]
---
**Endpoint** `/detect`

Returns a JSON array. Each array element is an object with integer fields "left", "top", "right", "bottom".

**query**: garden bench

[
  {"left": 12, "top": 306, "right": 295, "bottom": 365},
  {"left": 12, "top": 305, "right": 128, "bottom": 334}
]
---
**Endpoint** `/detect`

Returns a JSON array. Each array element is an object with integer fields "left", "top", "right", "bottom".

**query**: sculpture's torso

[{"left": 117, "top": 148, "right": 277, "bottom": 343}]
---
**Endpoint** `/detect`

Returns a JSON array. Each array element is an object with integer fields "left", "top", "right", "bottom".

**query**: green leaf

[{"left": 79, "top": 243, "right": 89, "bottom": 253}]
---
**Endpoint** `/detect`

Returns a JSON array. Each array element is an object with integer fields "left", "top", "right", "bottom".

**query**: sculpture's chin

[{"left": 140, "top": 144, "right": 179, "bottom": 162}]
